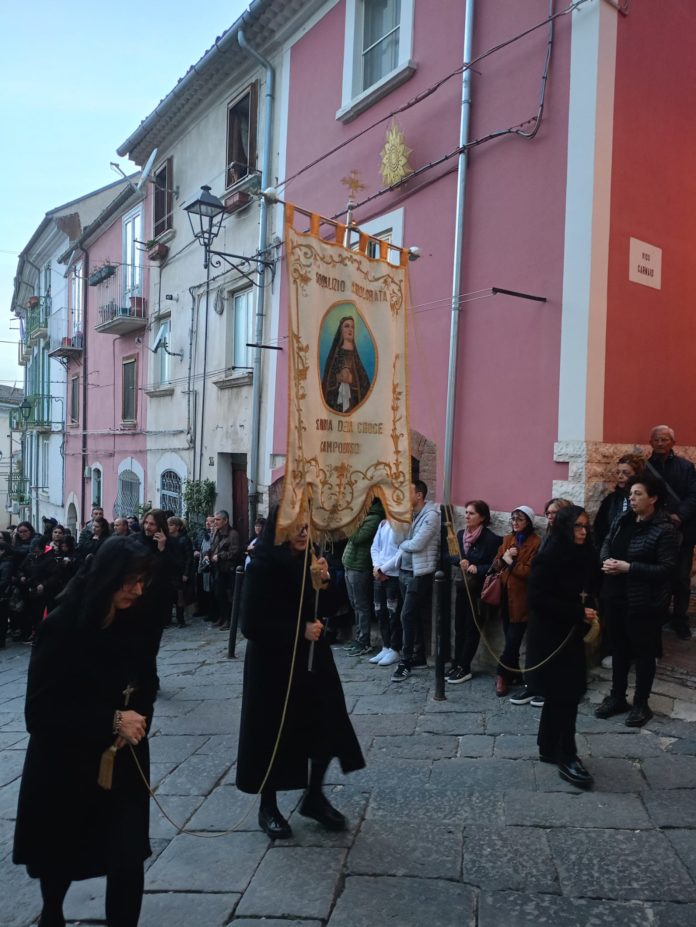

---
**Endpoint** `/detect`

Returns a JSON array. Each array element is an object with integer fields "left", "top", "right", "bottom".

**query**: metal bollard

[
  {"left": 227, "top": 565, "right": 245, "bottom": 659},
  {"left": 433, "top": 569, "right": 448, "bottom": 701}
]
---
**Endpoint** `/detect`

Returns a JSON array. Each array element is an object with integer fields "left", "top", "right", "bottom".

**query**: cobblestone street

[{"left": 2, "top": 619, "right": 696, "bottom": 927}]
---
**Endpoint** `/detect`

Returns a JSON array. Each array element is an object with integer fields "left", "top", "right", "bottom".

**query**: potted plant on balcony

[
  {"left": 129, "top": 295, "right": 146, "bottom": 314},
  {"left": 146, "top": 239, "right": 169, "bottom": 262},
  {"left": 27, "top": 296, "right": 40, "bottom": 308}
]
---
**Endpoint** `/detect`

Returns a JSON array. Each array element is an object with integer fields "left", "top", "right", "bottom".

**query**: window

[
  {"left": 123, "top": 207, "right": 143, "bottom": 299},
  {"left": 353, "top": 228, "right": 393, "bottom": 259},
  {"left": 122, "top": 358, "right": 137, "bottom": 422},
  {"left": 160, "top": 470, "right": 182, "bottom": 516},
  {"left": 71, "top": 263, "right": 83, "bottom": 335},
  {"left": 228, "top": 289, "right": 253, "bottom": 370},
  {"left": 154, "top": 320, "right": 171, "bottom": 385},
  {"left": 226, "top": 84, "right": 258, "bottom": 188},
  {"left": 339, "top": 0, "right": 415, "bottom": 120},
  {"left": 92, "top": 467, "right": 103, "bottom": 507},
  {"left": 115, "top": 469, "right": 140, "bottom": 518},
  {"left": 70, "top": 375, "right": 79, "bottom": 424},
  {"left": 40, "top": 438, "right": 49, "bottom": 490},
  {"left": 153, "top": 159, "right": 173, "bottom": 237}
]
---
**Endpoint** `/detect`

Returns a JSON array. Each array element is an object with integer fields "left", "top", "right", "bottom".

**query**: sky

[{"left": 0, "top": 0, "right": 249, "bottom": 389}]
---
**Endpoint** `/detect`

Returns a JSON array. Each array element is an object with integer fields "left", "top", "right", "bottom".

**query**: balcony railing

[
  {"left": 7, "top": 471, "right": 30, "bottom": 504},
  {"left": 94, "top": 274, "right": 147, "bottom": 335},
  {"left": 26, "top": 296, "right": 51, "bottom": 342},
  {"left": 9, "top": 395, "right": 53, "bottom": 431},
  {"left": 48, "top": 308, "right": 83, "bottom": 359}
]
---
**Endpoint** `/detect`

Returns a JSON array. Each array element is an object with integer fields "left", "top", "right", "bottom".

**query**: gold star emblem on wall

[{"left": 380, "top": 120, "right": 413, "bottom": 187}]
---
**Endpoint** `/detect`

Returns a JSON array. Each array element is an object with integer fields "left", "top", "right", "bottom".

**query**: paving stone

[
  {"left": 643, "top": 789, "right": 696, "bottom": 827},
  {"left": 665, "top": 829, "right": 696, "bottom": 883},
  {"left": 327, "top": 875, "right": 476, "bottom": 927},
  {"left": 0, "top": 857, "right": 42, "bottom": 927},
  {"left": 139, "top": 891, "right": 239, "bottom": 927},
  {"left": 549, "top": 828, "right": 696, "bottom": 900},
  {"left": 0, "top": 732, "right": 28, "bottom": 750},
  {"left": 641, "top": 755, "right": 696, "bottom": 789},
  {"left": 534, "top": 757, "right": 647, "bottom": 793},
  {"left": 478, "top": 891, "right": 659, "bottom": 927},
  {"left": 186, "top": 785, "right": 267, "bottom": 832},
  {"left": 0, "top": 777, "right": 21, "bottom": 820},
  {"left": 287, "top": 786, "right": 368, "bottom": 848},
  {"left": 152, "top": 703, "right": 239, "bottom": 735},
  {"left": 348, "top": 819, "right": 461, "bottom": 879},
  {"left": 63, "top": 876, "right": 105, "bottom": 921},
  {"left": 149, "top": 794, "right": 205, "bottom": 839},
  {"left": 231, "top": 921, "right": 322, "bottom": 927},
  {"left": 175, "top": 683, "right": 241, "bottom": 700},
  {"left": 194, "top": 733, "right": 238, "bottom": 755},
  {"left": 416, "top": 711, "right": 485, "bottom": 734},
  {"left": 504, "top": 789, "right": 651, "bottom": 828},
  {"left": 462, "top": 825, "right": 559, "bottom": 892},
  {"left": 149, "top": 733, "right": 209, "bottom": 763},
  {"left": 146, "top": 831, "right": 268, "bottom": 892},
  {"left": 585, "top": 731, "right": 666, "bottom": 757},
  {"left": 493, "top": 733, "right": 541, "bottom": 758},
  {"left": 430, "top": 757, "right": 535, "bottom": 791},
  {"left": 235, "top": 847, "right": 346, "bottom": 919},
  {"left": 0, "top": 750, "right": 24, "bottom": 787},
  {"left": 369, "top": 733, "right": 458, "bottom": 760},
  {"left": 484, "top": 710, "right": 544, "bottom": 734},
  {"left": 653, "top": 902, "right": 696, "bottom": 926},
  {"left": 326, "top": 756, "right": 432, "bottom": 790},
  {"left": 351, "top": 693, "right": 427, "bottom": 714},
  {"left": 351, "top": 711, "right": 418, "bottom": 738},
  {"left": 367, "top": 785, "right": 504, "bottom": 825},
  {"left": 457, "top": 734, "right": 495, "bottom": 757},
  {"left": 664, "top": 738, "right": 696, "bottom": 755},
  {"left": 156, "top": 752, "right": 232, "bottom": 795}
]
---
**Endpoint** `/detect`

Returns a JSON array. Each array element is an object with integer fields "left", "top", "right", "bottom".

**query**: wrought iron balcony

[
  {"left": 95, "top": 274, "right": 147, "bottom": 335},
  {"left": 26, "top": 296, "right": 51, "bottom": 342},
  {"left": 9, "top": 395, "right": 53, "bottom": 431},
  {"left": 7, "top": 471, "right": 30, "bottom": 504},
  {"left": 48, "top": 308, "right": 83, "bottom": 359}
]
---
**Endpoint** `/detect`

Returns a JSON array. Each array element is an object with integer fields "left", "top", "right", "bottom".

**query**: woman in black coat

[
  {"left": 13, "top": 536, "right": 158, "bottom": 927},
  {"left": 597, "top": 473, "right": 679, "bottom": 727},
  {"left": 526, "top": 506, "right": 599, "bottom": 788},
  {"left": 446, "top": 500, "right": 501, "bottom": 684},
  {"left": 236, "top": 508, "right": 365, "bottom": 839}
]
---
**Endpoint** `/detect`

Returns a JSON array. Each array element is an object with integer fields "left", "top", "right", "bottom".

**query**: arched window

[
  {"left": 92, "top": 467, "right": 103, "bottom": 507},
  {"left": 160, "top": 470, "right": 182, "bottom": 516},
  {"left": 114, "top": 469, "right": 141, "bottom": 518}
]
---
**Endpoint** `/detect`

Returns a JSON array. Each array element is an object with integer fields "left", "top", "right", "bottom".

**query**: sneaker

[
  {"left": 446, "top": 666, "right": 473, "bottom": 684},
  {"left": 625, "top": 703, "right": 653, "bottom": 727},
  {"left": 509, "top": 687, "right": 535, "bottom": 705},
  {"left": 369, "top": 647, "right": 389, "bottom": 664},
  {"left": 410, "top": 654, "right": 427, "bottom": 668},
  {"left": 391, "top": 662, "right": 411, "bottom": 682},
  {"left": 530, "top": 694, "right": 545, "bottom": 708},
  {"left": 378, "top": 648, "right": 401, "bottom": 666},
  {"left": 343, "top": 640, "right": 361, "bottom": 652},
  {"left": 594, "top": 694, "right": 631, "bottom": 719},
  {"left": 346, "top": 641, "right": 369, "bottom": 656},
  {"left": 600, "top": 655, "right": 613, "bottom": 669}
]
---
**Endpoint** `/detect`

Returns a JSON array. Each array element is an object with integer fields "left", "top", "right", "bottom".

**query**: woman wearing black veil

[
  {"left": 320, "top": 315, "right": 371, "bottom": 413},
  {"left": 526, "top": 506, "right": 599, "bottom": 788},
  {"left": 13, "top": 536, "right": 158, "bottom": 927},
  {"left": 236, "top": 506, "right": 364, "bottom": 839}
]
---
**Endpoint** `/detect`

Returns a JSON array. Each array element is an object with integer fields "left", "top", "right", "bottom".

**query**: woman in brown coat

[{"left": 492, "top": 506, "right": 541, "bottom": 697}]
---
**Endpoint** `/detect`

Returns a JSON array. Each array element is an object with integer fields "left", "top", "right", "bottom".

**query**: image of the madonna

[{"left": 320, "top": 315, "right": 372, "bottom": 414}]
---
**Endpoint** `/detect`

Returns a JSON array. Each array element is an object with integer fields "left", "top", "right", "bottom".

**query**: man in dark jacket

[
  {"left": 210, "top": 510, "right": 241, "bottom": 629},
  {"left": 646, "top": 425, "right": 696, "bottom": 640},
  {"left": 342, "top": 498, "right": 384, "bottom": 657}
]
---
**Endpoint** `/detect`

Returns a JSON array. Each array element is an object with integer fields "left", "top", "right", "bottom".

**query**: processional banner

[{"left": 277, "top": 205, "right": 411, "bottom": 540}]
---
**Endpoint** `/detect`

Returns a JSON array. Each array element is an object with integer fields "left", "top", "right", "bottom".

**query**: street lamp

[
  {"left": 19, "top": 398, "right": 32, "bottom": 424},
  {"left": 184, "top": 185, "right": 226, "bottom": 270}
]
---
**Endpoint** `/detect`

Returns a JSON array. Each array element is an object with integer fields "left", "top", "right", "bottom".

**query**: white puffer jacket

[{"left": 398, "top": 500, "right": 441, "bottom": 577}]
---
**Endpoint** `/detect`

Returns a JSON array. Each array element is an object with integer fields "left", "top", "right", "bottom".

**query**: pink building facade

[
  {"left": 272, "top": 0, "right": 696, "bottom": 517},
  {"left": 59, "top": 184, "right": 152, "bottom": 528}
]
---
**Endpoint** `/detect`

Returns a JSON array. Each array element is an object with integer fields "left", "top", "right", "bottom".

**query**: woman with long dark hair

[
  {"left": 13, "top": 536, "right": 158, "bottom": 927},
  {"left": 77, "top": 516, "right": 112, "bottom": 561},
  {"left": 526, "top": 506, "right": 599, "bottom": 787},
  {"left": 236, "top": 507, "right": 365, "bottom": 839},
  {"left": 597, "top": 474, "right": 679, "bottom": 727},
  {"left": 137, "top": 510, "right": 176, "bottom": 629}
]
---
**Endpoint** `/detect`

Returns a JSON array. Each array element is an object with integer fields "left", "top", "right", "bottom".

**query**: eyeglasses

[
  {"left": 510, "top": 515, "right": 527, "bottom": 522},
  {"left": 573, "top": 524, "right": 589, "bottom": 531}
]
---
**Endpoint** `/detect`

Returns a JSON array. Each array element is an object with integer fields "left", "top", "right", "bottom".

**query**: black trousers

[
  {"left": 537, "top": 697, "right": 579, "bottom": 763},
  {"left": 672, "top": 541, "right": 695, "bottom": 624},
  {"left": 373, "top": 575, "right": 402, "bottom": 651},
  {"left": 497, "top": 618, "right": 527, "bottom": 681},
  {"left": 453, "top": 582, "right": 483, "bottom": 672},
  {"left": 605, "top": 597, "right": 658, "bottom": 705},
  {"left": 213, "top": 571, "right": 234, "bottom": 624}
]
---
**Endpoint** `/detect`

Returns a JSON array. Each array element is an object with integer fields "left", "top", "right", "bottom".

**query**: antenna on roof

[{"left": 136, "top": 148, "right": 159, "bottom": 193}]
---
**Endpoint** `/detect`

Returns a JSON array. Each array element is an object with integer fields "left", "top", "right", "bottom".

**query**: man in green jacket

[{"left": 343, "top": 498, "right": 385, "bottom": 656}]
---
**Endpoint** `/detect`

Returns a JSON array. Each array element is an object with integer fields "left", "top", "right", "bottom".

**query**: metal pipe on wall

[
  {"left": 442, "top": 0, "right": 475, "bottom": 505},
  {"left": 238, "top": 27, "right": 274, "bottom": 526}
]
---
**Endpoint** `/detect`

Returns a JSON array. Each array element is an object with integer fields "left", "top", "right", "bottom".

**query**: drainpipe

[
  {"left": 238, "top": 27, "right": 274, "bottom": 525},
  {"left": 442, "top": 0, "right": 475, "bottom": 505},
  {"left": 78, "top": 248, "right": 89, "bottom": 527}
]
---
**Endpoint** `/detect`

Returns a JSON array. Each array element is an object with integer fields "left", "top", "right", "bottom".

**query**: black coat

[
  {"left": 593, "top": 487, "right": 630, "bottom": 549},
  {"left": 13, "top": 603, "right": 158, "bottom": 879},
  {"left": 600, "top": 509, "right": 679, "bottom": 614},
  {"left": 647, "top": 452, "right": 696, "bottom": 542},
  {"left": 450, "top": 527, "right": 501, "bottom": 593},
  {"left": 525, "top": 541, "right": 596, "bottom": 701},
  {"left": 236, "top": 542, "right": 365, "bottom": 793}
]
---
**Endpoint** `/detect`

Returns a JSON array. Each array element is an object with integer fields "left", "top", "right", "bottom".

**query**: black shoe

[
  {"left": 594, "top": 694, "right": 631, "bottom": 719},
  {"left": 411, "top": 654, "right": 427, "bottom": 668},
  {"left": 299, "top": 791, "right": 346, "bottom": 831},
  {"left": 625, "top": 703, "right": 653, "bottom": 727},
  {"left": 509, "top": 687, "right": 535, "bottom": 705},
  {"left": 538, "top": 753, "right": 556, "bottom": 764},
  {"left": 446, "top": 666, "right": 473, "bottom": 684},
  {"left": 258, "top": 805, "right": 292, "bottom": 839},
  {"left": 558, "top": 757, "right": 593, "bottom": 788},
  {"left": 671, "top": 621, "right": 692, "bottom": 641},
  {"left": 391, "top": 662, "right": 411, "bottom": 682}
]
